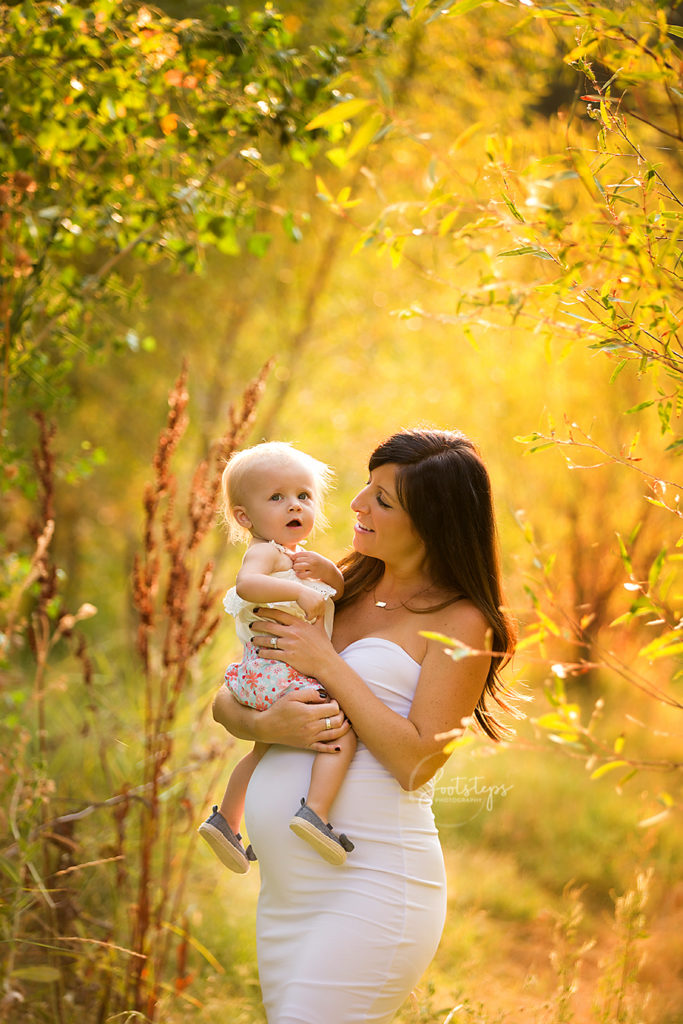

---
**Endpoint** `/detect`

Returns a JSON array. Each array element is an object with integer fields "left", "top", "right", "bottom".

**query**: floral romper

[{"left": 223, "top": 545, "right": 336, "bottom": 711}]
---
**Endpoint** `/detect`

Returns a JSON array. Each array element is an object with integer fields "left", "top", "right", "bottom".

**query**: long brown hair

[{"left": 337, "top": 429, "right": 518, "bottom": 741}]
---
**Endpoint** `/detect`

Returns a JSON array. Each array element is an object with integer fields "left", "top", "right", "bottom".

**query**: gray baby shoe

[
  {"left": 198, "top": 806, "right": 257, "bottom": 873},
  {"left": 289, "top": 798, "right": 354, "bottom": 866}
]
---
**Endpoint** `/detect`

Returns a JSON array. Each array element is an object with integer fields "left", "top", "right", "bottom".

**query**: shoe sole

[
  {"left": 289, "top": 816, "right": 347, "bottom": 865},
  {"left": 197, "top": 822, "right": 250, "bottom": 873}
]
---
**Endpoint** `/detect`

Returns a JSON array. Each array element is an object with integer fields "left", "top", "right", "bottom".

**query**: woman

[{"left": 212, "top": 429, "right": 516, "bottom": 1024}]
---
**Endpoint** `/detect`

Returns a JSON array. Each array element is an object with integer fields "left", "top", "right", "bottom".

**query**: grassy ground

[
  {"left": 157, "top": 736, "right": 683, "bottom": 1024},
  {"left": 7, "top": 667, "right": 681, "bottom": 1024}
]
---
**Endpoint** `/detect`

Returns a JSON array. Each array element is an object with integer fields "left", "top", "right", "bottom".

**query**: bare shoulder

[
  {"left": 240, "top": 541, "right": 284, "bottom": 574},
  {"left": 426, "top": 598, "right": 489, "bottom": 650}
]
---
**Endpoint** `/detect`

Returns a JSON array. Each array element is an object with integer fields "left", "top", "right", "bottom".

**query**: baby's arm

[
  {"left": 236, "top": 544, "right": 325, "bottom": 618},
  {"left": 289, "top": 550, "right": 344, "bottom": 599}
]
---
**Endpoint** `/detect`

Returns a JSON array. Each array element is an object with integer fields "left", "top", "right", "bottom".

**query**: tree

[
  {"left": 0, "top": 3, "right": 370, "bottom": 1018},
  {"left": 1, "top": 0, "right": 349, "bottom": 480},
  {"left": 297, "top": 0, "right": 683, "bottom": 812}
]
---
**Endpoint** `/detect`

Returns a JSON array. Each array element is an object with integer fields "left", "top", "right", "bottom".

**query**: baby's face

[{"left": 238, "top": 459, "right": 318, "bottom": 548}]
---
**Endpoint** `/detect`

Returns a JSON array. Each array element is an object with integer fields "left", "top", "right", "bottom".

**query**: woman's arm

[
  {"left": 251, "top": 605, "right": 491, "bottom": 790},
  {"left": 212, "top": 684, "right": 351, "bottom": 752}
]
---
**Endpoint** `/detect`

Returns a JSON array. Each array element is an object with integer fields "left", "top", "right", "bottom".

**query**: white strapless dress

[{"left": 244, "top": 637, "right": 447, "bottom": 1024}]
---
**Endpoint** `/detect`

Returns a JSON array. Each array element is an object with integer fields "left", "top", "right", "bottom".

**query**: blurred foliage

[
  {"left": 3, "top": 0, "right": 683, "bottom": 1021},
  {"left": 0, "top": 0, "right": 359, "bottom": 485},
  {"left": 291, "top": 0, "right": 683, "bottom": 812}
]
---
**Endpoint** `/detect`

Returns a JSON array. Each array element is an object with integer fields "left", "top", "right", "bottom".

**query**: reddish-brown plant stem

[{"left": 127, "top": 361, "right": 271, "bottom": 1016}]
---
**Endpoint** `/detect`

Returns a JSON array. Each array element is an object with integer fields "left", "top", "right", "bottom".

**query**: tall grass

[
  {"left": 0, "top": 365, "right": 269, "bottom": 1022},
  {"left": 2, "top": 370, "right": 681, "bottom": 1023}
]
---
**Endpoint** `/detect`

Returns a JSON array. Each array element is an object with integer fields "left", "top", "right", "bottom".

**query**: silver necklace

[{"left": 373, "top": 583, "right": 434, "bottom": 611}]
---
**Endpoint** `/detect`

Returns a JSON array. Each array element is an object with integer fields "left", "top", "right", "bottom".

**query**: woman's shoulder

[{"left": 424, "top": 596, "right": 489, "bottom": 648}]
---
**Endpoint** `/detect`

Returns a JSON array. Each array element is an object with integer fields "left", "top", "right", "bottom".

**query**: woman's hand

[
  {"left": 212, "top": 681, "right": 349, "bottom": 753},
  {"left": 250, "top": 606, "right": 339, "bottom": 683},
  {"left": 259, "top": 688, "right": 350, "bottom": 751}
]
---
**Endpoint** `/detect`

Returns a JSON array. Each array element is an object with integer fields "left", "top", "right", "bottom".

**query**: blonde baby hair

[{"left": 221, "top": 441, "right": 333, "bottom": 544}]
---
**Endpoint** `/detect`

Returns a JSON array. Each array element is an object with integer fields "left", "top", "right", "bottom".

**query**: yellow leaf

[
  {"left": 450, "top": 122, "right": 482, "bottom": 152},
  {"left": 570, "top": 149, "right": 601, "bottom": 201},
  {"left": 345, "top": 110, "right": 384, "bottom": 159},
  {"left": 306, "top": 98, "right": 371, "bottom": 131},
  {"left": 536, "top": 609, "right": 561, "bottom": 636},
  {"left": 438, "top": 208, "right": 461, "bottom": 237},
  {"left": 591, "top": 760, "right": 628, "bottom": 780},
  {"left": 564, "top": 39, "right": 599, "bottom": 64},
  {"left": 326, "top": 148, "right": 349, "bottom": 169},
  {"left": 639, "top": 632, "right": 683, "bottom": 660},
  {"left": 421, "top": 630, "right": 458, "bottom": 645},
  {"left": 390, "top": 237, "right": 406, "bottom": 268},
  {"left": 315, "top": 175, "right": 333, "bottom": 202},
  {"left": 515, "top": 629, "right": 545, "bottom": 652}
]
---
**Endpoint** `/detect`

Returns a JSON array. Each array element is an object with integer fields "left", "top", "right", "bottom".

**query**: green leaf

[
  {"left": 434, "top": 0, "right": 487, "bottom": 19},
  {"left": 497, "top": 246, "right": 553, "bottom": 260},
  {"left": 616, "top": 768, "right": 638, "bottom": 791},
  {"left": 638, "top": 632, "right": 683, "bottom": 661},
  {"left": 609, "top": 359, "right": 627, "bottom": 384},
  {"left": 11, "top": 966, "right": 62, "bottom": 984},
  {"left": 411, "top": 0, "right": 432, "bottom": 18},
  {"left": 501, "top": 193, "right": 525, "bottom": 223},
  {"left": 648, "top": 550, "right": 666, "bottom": 590},
  {"left": 626, "top": 400, "right": 655, "bottom": 414},
  {"left": 535, "top": 712, "right": 579, "bottom": 733},
  {"left": 616, "top": 533, "right": 633, "bottom": 573},
  {"left": 0, "top": 856, "right": 20, "bottom": 884},
  {"left": 247, "top": 232, "right": 272, "bottom": 258}
]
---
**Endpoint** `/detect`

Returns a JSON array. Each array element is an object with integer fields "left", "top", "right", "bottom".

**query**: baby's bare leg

[
  {"left": 305, "top": 730, "right": 357, "bottom": 823},
  {"left": 219, "top": 741, "right": 269, "bottom": 833}
]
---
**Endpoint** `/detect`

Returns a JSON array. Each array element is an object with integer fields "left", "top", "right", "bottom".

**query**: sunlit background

[{"left": 3, "top": 1, "right": 683, "bottom": 1021}]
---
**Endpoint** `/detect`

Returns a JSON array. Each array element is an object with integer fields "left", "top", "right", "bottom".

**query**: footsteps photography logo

[
  {"left": 408, "top": 753, "right": 513, "bottom": 827},
  {"left": 433, "top": 771, "right": 513, "bottom": 826}
]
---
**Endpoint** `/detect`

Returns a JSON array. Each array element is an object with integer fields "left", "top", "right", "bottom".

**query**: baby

[{"left": 198, "top": 442, "right": 356, "bottom": 870}]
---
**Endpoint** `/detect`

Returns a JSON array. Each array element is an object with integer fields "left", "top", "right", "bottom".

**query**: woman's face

[{"left": 351, "top": 463, "right": 426, "bottom": 569}]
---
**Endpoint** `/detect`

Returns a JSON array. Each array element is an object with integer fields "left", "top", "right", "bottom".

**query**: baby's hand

[
  {"left": 290, "top": 550, "right": 329, "bottom": 580},
  {"left": 296, "top": 585, "right": 326, "bottom": 622}
]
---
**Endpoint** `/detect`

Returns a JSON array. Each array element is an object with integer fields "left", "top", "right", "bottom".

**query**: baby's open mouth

[{"left": 287, "top": 518, "right": 302, "bottom": 528}]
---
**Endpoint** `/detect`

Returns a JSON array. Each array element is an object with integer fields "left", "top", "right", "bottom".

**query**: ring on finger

[
  {"left": 325, "top": 717, "right": 332, "bottom": 730},
  {"left": 270, "top": 636, "right": 278, "bottom": 649}
]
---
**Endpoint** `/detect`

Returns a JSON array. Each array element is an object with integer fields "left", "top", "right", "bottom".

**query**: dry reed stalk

[
  {"left": 0, "top": 413, "right": 100, "bottom": 1024},
  {"left": 127, "top": 361, "right": 271, "bottom": 1018},
  {"left": 28, "top": 415, "right": 57, "bottom": 763}
]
